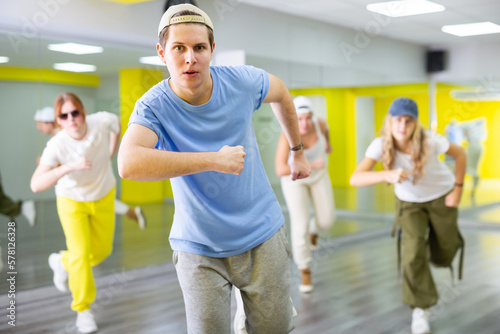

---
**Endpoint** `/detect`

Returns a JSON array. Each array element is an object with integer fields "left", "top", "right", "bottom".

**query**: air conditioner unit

[{"left": 450, "top": 89, "right": 500, "bottom": 101}]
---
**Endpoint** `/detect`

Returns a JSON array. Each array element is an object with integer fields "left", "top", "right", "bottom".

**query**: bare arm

[
  {"left": 444, "top": 142, "right": 466, "bottom": 207},
  {"left": 318, "top": 118, "right": 332, "bottom": 154},
  {"left": 117, "top": 124, "right": 246, "bottom": 181},
  {"left": 264, "top": 73, "right": 310, "bottom": 180},
  {"left": 31, "top": 157, "right": 92, "bottom": 193},
  {"left": 275, "top": 133, "right": 292, "bottom": 177},
  {"left": 350, "top": 157, "right": 409, "bottom": 187}
]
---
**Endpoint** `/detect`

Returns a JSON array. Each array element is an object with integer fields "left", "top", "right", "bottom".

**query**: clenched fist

[
  {"left": 217, "top": 145, "right": 246, "bottom": 175},
  {"left": 66, "top": 156, "right": 92, "bottom": 172},
  {"left": 386, "top": 168, "right": 409, "bottom": 184}
]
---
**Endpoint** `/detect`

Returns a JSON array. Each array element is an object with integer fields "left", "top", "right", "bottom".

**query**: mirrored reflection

[
  {"left": 1, "top": 28, "right": 499, "bottom": 295},
  {"left": 0, "top": 30, "right": 167, "bottom": 292}
]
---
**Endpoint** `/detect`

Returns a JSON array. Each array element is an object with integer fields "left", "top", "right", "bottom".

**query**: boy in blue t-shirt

[{"left": 118, "top": 4, "right": 310, "bottom": 333}]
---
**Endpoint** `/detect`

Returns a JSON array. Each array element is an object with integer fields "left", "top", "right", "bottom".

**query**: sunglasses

[{"left": 58, "top": 110, "right": 80, "bottom": 120}]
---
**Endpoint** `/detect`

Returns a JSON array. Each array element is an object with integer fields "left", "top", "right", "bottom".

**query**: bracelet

[
  {"left": 455, "top": 183, "right": 463, "bottom": 187},
  {"left": 290, "top": 142, "right": 303, "bottom": 151}
]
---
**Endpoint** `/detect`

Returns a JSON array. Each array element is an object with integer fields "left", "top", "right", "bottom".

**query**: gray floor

[{"left": 1, "top": 185, "right": 500, "bottom": 333}]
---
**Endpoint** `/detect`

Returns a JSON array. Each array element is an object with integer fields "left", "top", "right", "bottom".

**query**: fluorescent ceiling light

[
  {"left": 53, "top": 62, "right": 96, "bottom": 72},
  {"left": 0, "top": 56, "right": 9, "bottom": 63},
  {"left": 48, "top": 43, "right": 103, "bottom": 55},
  {"left": 367, "top": 0, "right": 445, "bottom": 17},
  {"left": 139, "top": 56, "right": 164, "bottom": 66},
  {"left": 442, "top": 22, "right": 500, "bottom": 37}
]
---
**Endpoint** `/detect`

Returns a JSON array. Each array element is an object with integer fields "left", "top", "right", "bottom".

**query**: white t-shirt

[
  {"left": 40, "top": 112, "right": 119, "bottom": 202},
  {"left": 365, "top": 131, "right": 455, "bottom": 203}
]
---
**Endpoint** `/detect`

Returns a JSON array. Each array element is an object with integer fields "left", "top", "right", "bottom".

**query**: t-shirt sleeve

[
  {"left": 97, "top": 111, "right": 120, "bottom": 134},
  {"left": 429, "top": 131, "right": 450, "bottom": 154},
  {"left": 39, "top": 141, "right": 60, "bottom": 167},
  {"left": 108, "top": 113, "right": 120, "bottom": 134},
  {"left": 365, "top": 137, "right": 383, "bottom": 162},
  {"left": 239, "top": 65, "right": 269, "bottom": 111},
  {"left": 128, "top": 100, "right": 163, "bottom": 140}
]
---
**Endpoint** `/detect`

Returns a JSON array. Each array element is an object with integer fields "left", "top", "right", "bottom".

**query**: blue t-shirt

[{"left": 129, "top": 65, "right": 284, "bottom": 257}]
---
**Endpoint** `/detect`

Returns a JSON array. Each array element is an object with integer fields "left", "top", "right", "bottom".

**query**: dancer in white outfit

[{"left": 275, "top": 96, "right": 336, "bottom": 293}]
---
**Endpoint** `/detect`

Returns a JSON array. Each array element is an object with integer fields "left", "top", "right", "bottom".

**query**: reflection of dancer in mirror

[
  {"left": 443, "top": 119, "right": 463, "bottom": 169},
  {"left": 275, "top": 95, "right": 335, "bottom": 293},
  {"left": 31, "top": 93, "right": 121, "bottom": 333},
  {"left": 0, "top": 171, "right": 36, "bottom": 272},
  {"left": 461, "top": 118, "right": 487, "bottom": 199},
  {"left": 34, "top": 106, "right": 146, "bottom": 229},
  {"left": 350, "top": 97, "right": 466, "bottom": 334},
  {"left": 0, "top": 172, "right": 36, "bottom": 227},
  {"left": 118, "top": 5, "right": 310, "bottom": 333}
]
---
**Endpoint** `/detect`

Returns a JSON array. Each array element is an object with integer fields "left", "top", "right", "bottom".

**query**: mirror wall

[{"left": 1, "top": 1, "right": 500, "bottom": 293}]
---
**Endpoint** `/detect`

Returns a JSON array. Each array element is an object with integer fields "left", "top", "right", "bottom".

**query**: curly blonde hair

[{"left": 380, "top": 114, "right": 428, "bottom": 184}]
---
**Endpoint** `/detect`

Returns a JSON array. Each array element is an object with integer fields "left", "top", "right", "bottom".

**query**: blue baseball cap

[{"left": 388, "top": 97, "right": 418, "bottom": 119}]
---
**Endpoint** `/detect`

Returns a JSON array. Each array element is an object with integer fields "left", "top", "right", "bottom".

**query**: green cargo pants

[{"left": 392, "top": 193, "right": 464, "bottom": 309}]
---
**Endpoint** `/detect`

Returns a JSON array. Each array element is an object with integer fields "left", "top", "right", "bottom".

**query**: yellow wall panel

[
  {"left": 0, "top": 67, "right": 99, "bottom": 86},
  {"left": 119, "top": 68, "right": 173, "bottom": 203}
]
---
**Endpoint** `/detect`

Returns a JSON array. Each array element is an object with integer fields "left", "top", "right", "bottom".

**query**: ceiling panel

[{"left": 239, "top": 0, "right": 500, "bottom": 46}]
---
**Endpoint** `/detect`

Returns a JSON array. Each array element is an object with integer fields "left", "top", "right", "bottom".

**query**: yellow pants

[{"left": 56, "top": 187, "right": 115, "bottom": 312}]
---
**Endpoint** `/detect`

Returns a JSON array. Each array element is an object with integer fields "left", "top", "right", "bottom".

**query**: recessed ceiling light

[
  {"left": 442, "top": 22, "right": 500, "bottom": 37},
  {"left": 139, "top": 56, "right": 164, "bottom": 66},
  {"left": 48, "top": 43, "right": 103, "bottom": 55},
  {"left": 53, "top": 62, "right": 97, "bottom": 72},
  {"left": 0, "top": 56, "right": 9, "bottom": 63},
  {"left": 367, "top": 0, "right": 445, "bottom": 17}
]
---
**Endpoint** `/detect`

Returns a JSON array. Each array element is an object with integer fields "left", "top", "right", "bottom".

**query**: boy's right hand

[{"left": 218, "top": 145, "right": 246, "bottom": 175}]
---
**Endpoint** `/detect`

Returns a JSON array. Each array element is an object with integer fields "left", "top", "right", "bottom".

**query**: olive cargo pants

[{"left": 394, "top": 193, "right": 464, "bottom": 309}]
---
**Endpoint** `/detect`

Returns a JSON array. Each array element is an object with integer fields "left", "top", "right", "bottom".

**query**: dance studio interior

[{"left": 1, "top": 0, "right": 500, "bottom": 333}]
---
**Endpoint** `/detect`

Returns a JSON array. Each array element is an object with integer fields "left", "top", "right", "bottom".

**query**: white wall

[
  {"left": 432, "top": 43, "right": 500, "bottom": 87},
  {"left": 1, "top": 0, "right": 498, "bottom": 200},
  {"left": 0, "top": 0, "right": 429, "bottom": 87},
  {"left": 3, "top": 0, "right": 499, "bottom": 87}
]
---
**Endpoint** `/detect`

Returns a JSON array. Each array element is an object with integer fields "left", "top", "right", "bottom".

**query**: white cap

[
  {"left": 34, "top": 106, "right": 55, "bottom": 122},
  {"left": 158, "top": 4, "right": 214, "bottom": 37},
  {"left": 293, "top": 96, "right": 313, "bottom": 114}
]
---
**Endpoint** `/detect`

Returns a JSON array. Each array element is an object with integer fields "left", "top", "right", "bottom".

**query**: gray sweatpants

[{"left": 173, "top": 225, "right": 295, "bottom": 334}]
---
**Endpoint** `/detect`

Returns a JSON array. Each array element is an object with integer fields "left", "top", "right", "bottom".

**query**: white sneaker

[
  {"left": 135, "top": 206, "right": 147, "bottom": 230},
  {"left": 299, "top": 269, "right": 314, "bottom": 293},
  {"left": 298, "top": 284, "right": 314, "bottom": 293},
  {"left": 76, "top": 309, "right": 98, "bottom": 333},
  {"left": 21, "top": 200, "right": 36, "bottom": 227},
  {"left": 48, "top": 252, "right": 68, "bottom": 292},
  {"left": 411, "top": 308, "right": 431, "bottom": 334}
]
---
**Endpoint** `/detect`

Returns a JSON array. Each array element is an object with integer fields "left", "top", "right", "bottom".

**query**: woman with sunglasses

[
  {"left": 33, "top": 106, "right": 146, "bottom": 230},
  {"left": 30, "top": 92, "right": 121, "bottom": 333}
]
